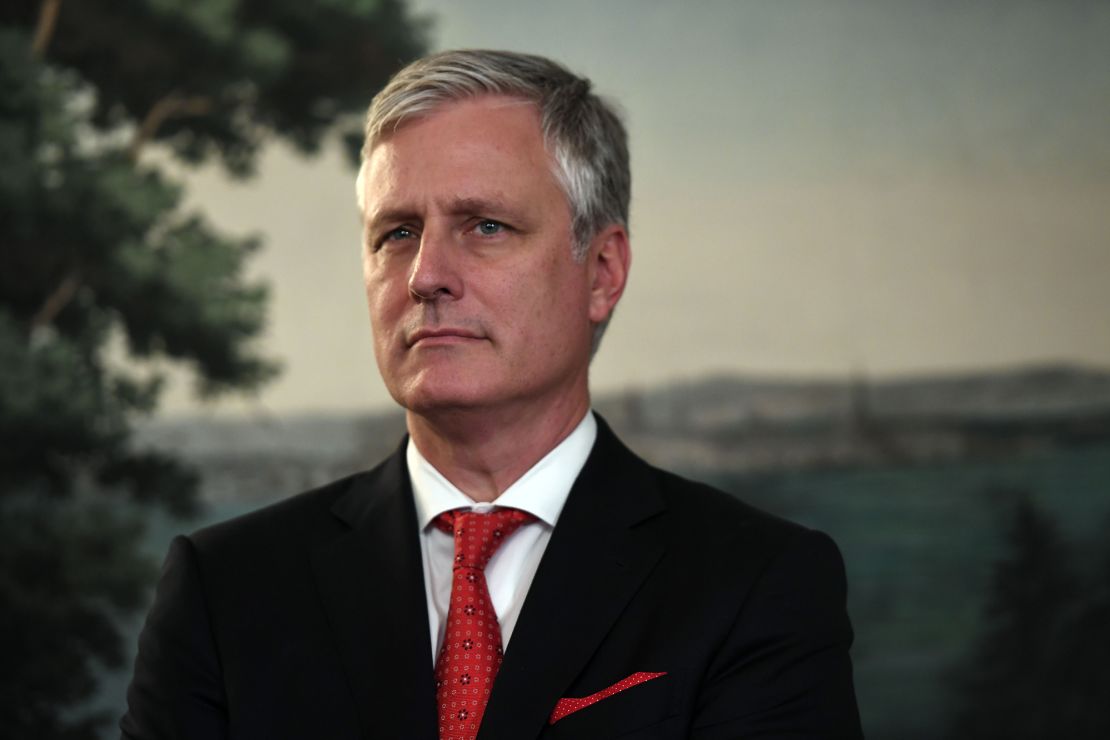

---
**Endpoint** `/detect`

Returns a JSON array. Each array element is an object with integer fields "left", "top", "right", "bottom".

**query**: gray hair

[{"left": 357, "top": 49, "right": 630, "bottom": 263}]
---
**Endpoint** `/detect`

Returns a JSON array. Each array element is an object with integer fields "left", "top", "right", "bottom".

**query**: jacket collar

[{"left": 311, "top": 442, "right": 439, "bottom": 740}]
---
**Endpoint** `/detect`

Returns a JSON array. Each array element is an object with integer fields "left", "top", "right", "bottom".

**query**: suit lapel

[
  {"left": 479, "top": 418, "right": 667, "bottom": 740},
  {"left": 310, "top": 445, "right": 439, "bottom": 740}
]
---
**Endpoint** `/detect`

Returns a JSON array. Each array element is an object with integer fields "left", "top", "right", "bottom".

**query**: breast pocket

[{"left": 546, "top": 671, "right": 685, "bottom": 739}]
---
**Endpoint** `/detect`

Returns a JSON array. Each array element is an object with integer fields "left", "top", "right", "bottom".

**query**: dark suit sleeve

[
  {"left": 691, "top": 529, "right": 863, "bottom": 739},
  {"left": 120, "top": 535, "right": 229, "bottom": 740}
]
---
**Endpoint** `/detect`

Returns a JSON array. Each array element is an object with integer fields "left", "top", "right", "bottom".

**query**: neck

[{"left": 407, "top": 392, "right": 591, "bottom": 503}]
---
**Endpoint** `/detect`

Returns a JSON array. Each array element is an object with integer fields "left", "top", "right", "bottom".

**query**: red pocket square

[{"left": 549, "top": 671, "right": 667, "bottom": 724}]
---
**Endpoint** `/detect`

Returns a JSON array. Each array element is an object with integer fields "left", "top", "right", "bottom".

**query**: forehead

[
  {"left": 374, "top": 94, "right": 545, "bottom": 154},
  {"left": 361, "top": 96, "right": 561, "bottom": 212}
]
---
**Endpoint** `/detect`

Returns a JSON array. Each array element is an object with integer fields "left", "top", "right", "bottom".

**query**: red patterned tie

[{"left": 433, "top": 508, "right": 534, "bottom": 740}]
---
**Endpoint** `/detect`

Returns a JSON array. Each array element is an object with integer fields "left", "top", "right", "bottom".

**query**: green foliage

[
  {"left": 1, "top": 0, "right": 428, "bottom": 173},
  {"left": 0, "top": 495, "right": 154, "bottom": 737},
  {"left": 0, "top": 2, "right": 425, "bottom": 736},
  {"left": 947, "top": 496, "right": 1110, "bottom": 739}
]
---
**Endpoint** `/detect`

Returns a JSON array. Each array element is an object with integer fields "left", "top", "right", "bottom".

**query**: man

[{"left": 122, "top": 50, "right": 862, "bottom": 739}]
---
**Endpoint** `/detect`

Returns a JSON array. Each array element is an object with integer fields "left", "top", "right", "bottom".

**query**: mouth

[{"left": 406, "top": 327, "right": 485, "bottom": 347}]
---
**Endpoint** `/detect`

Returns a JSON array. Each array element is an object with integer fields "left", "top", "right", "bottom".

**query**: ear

[{"left": 587, "top": 224, "right": 631, "bottom": 325}]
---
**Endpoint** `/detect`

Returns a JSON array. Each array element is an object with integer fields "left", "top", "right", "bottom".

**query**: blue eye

[
  {"left": 476, "top": 220, "right": 503, "bottom": 236},
  {"left": 386, "top": 227, "right": 415, "bottom": 241},
  {"left": 375, "top": 226, "right": 415, "bottom": 251}
]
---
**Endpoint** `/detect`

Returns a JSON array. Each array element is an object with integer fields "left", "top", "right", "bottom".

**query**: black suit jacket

[{"left": 121, "top": 417, "right": 862, "bottom": 739}]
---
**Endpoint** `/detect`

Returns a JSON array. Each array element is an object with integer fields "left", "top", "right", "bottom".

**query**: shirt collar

[{"left": 408, "top": 411, "right": 597, "bottom": 530}]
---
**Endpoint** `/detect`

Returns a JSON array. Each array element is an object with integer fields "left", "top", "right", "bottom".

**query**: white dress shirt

[{"left": 408, "top": 412, "right": 597, "bottom": 663}]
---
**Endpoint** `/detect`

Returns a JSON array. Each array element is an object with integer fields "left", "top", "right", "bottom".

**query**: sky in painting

[{"left": 157, "top": 0, "right": 1110, "bottom": 416}]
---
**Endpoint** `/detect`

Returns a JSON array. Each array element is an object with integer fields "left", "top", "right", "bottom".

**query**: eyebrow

[
  {"left": 445, "top": 196, "right": 516, "bottom": 217},
  {"left": 365, "top": 207, "right": 420, "bottom": 234},
  {"left": 366, "top": 196, "right": 527, "bottom": 232}
]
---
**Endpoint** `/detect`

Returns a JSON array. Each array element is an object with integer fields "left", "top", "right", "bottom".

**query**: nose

[{"left": 408, "top": 223, "right": 462, "bottom": 301}]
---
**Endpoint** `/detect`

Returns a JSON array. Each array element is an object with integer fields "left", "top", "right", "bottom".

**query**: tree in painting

[
  {"left": 950, "top": 495, "right": 1110, "bottom": 739},
  {"left": 0, "top": 2, "right": 425, "bottom": 736}
]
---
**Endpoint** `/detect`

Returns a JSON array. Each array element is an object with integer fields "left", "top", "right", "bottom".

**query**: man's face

[{"left": 360, "top": 96, "right": 604, "bottom": 417}]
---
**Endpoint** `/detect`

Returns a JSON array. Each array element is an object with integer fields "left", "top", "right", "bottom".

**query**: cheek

[
  {"left": 515, "top": 272, "right": 588, "bottom": 342},
  {"left": 364, "top": 278, "right": 402, "bottom": 349},
  {"left": 364, "top": 258, "right": 405, "bottom": 312}
]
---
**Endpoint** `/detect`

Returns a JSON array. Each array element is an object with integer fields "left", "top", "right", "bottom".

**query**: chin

[{"left": 391, "top": 376, "right": 500, "bottom": 416}]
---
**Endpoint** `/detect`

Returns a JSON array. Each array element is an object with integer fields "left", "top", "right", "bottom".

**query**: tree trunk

[
  {"left": 129, "top": 92, "right": 212, "bottom": 162},
  {"left": 30, "top": 269, "right": 80, "bottom": 332},
  {"left": 31, "top": 0, "right": 62, "bottom": 59}
]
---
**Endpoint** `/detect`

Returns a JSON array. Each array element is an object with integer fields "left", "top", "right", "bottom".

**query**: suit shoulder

[
  {"left": 652, "top": 466, "right": 803, "bottom": 534},
  {"left": 188, "top": 468, "right": 371, "bottom": 557},
  {"left": 649, "top": 465, "right": 836, "bottom": 566}
]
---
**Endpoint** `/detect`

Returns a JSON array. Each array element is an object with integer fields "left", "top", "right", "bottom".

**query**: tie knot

[{"left": 435, "top": 508, "right": 535, "bottom": 571}]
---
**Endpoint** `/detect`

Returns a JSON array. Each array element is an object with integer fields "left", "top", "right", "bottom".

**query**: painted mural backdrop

[{"left": 3, "top": 2, "right": 1108, "bottom": 738}]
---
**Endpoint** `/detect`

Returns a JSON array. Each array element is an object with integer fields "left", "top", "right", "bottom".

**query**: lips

[{"left": 407, "top": 327, "right": 485, "bottom": 346}]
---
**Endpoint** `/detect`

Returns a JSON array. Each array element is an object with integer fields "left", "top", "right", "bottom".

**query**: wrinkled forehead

[
  {"left": 357, "top": 95, "right": 560, "bottom": 213},
  {"left": 364, "top": 93, "right": 546, "bottom": 163}
]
